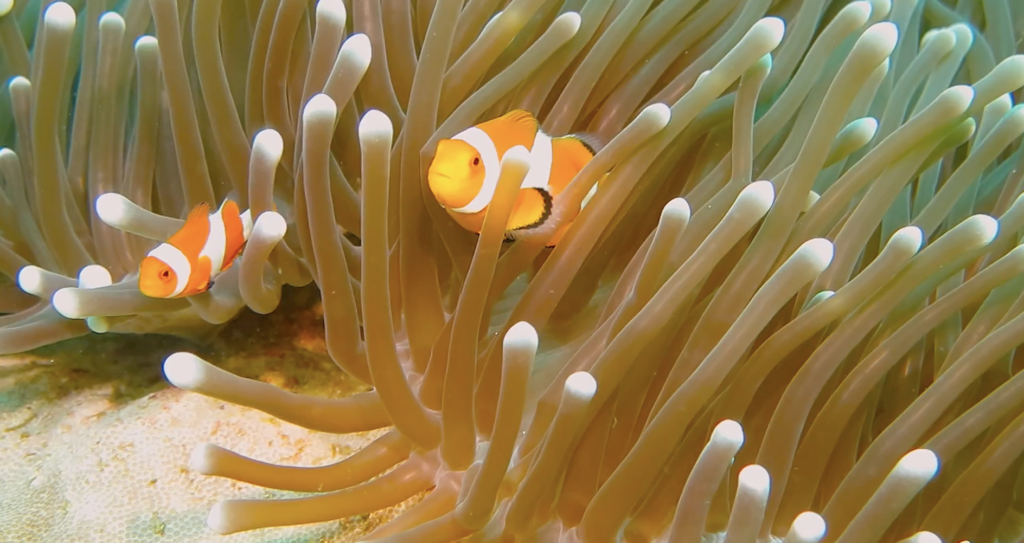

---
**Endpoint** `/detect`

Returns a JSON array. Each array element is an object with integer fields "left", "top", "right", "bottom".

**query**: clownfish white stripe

[
  {"left": 148, "top": 242, "right": 191, "bottom": 297},
  {"left": 452, "top": 126, "right": 502, "bottom": 214},
  {"left": 240, "top": 209, "right": 253, "bottom": 240},
  {"left": 201, "top": 206, "right": 228, "bottom": 274},
  {"left": 522, "top": 130, "right": 553, "bottom": 191}
]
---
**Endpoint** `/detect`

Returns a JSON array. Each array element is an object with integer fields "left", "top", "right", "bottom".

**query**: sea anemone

[
  {"left": 0, "top": 0, "right": 310, "bottom": 353},
  {"left": 4, "top": 0, "right": 1024, "bottom": 541}
]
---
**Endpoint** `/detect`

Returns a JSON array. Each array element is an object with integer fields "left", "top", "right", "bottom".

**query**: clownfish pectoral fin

[
  {"left": 183, "top": 255, "right": 213, "bottom": 297},
  {"left": 506, "top": 188, "right": 553, "bottom": 232},
  {"left": 499, "top": 109, "right": 539, "bottom": 132}
]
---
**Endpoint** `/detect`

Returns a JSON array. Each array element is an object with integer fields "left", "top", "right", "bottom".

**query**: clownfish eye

[
  {"left": 159, "top": 269, "right": 171, "bottom": 280},
  {"left": 472, "top": 157, "right": 480, "bottom": 166}
]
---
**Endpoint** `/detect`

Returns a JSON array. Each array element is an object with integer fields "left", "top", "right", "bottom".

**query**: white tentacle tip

[
  {"left": 985, "top": 92, "right": 1014, "bottom": 111},
  {"left": 864, "top": 21, "right": 899, "bottom": 52},
  {"left": 342, "top": 33, "right": 372, "bottom": 62},
  {"left": 869, "top": 0, "right": 892, "bottom": 20},
  {"left": 99, "top": 11, "right": 125, "bottom": 30},
  {"left": 554, "top": 11, "right": 582, "bottom": 34},
  {"left": 844, "top": 1, "right": 872, "bottom": 22},
  {"left": 896, "top": 448, "right": 939, "bottom": 480},
  {"left": 711, "top": 419, "right": 744, "bottom": 446},
  {"left": 738, "top": 464, "right": 771, "bottom": 494},
  {"left": 752, "top": 16, "right": 786, "bottom": 44},
  {"left": 17, "top": 266, "right": 46, "bottom": 294},
  {"left": 797, "top": 238, "right": 835, "bottom": 271},
  {"left": 44, "top": 2, "right": 76, "bottom": 30},
  {"left": 964, "top": 214, "right": 999, "bottom": 244},
  {"left": 78, "top": 265, "right": 113, "bottom": 289},
  {"left": 892, "top": 226, "right": 923, "bottom": 252},
  {"left": 661, "top": 198, "right": 690, "bottom": 222},
  {"left": 942, "top": 85, "right": 975, "bottom": 111},
  {"left": 948, "top": 23, "right": 973, "bottom": 44},
  {"left": 253, "top": 129, "right": 284, "bottom": 160},
  {"left": 788, "top": 512, "right": 827, "bottom": 542},
  {"left": 639, "top": 103, "right": 672, "bottom": 128},
  {"left": 998, "top": 54, "right": 1024, "bottom": 72},
  {"left": 303, "top": 93, "right": 338, "bottom": 121},
  {"left": 564, "top": 371, "right": 597, "bottom": 399},
  {"left": 847, "top": 117, "right": 879, "bottom": 143},
  {"left": 803, "top": 191, "right": 819, "bottom": 213},
  {"left": 505, "top": 321, "right": 539, "bottom": 350},
  {"left": 8, "top": 75, "right": 29, "bottom": 91},
  {"left": 739, "top": 180, "right": 776, "bottom": 213},
  {"left": 805, "top": 290, "right": 835, "bottom": 309},
  {"left": 207, "top": 501, "right": 237, "bottom": 535},
  {"left": 358, "top": 109, "right": 394, "bottom": 140},
  {"left": 0, "top": 0, "right": 13, "bottom": 17},
  {"left": 95, "top": 192, "right": 130, "bottom": 226},
  {"left": 255, "top": 211, "right": 288, "bottom": 240},
  {"left": 908, "top": 532, "right": 941, "bottom": 543},
  {"left": 859, "top": 116, "right": 879, "bottom": 133},
  {"left": 52, "top": 288, "right": 84, "bottom": 319},
  {"left": 135, "top": 35, "right": 157, "bottom": 50},
  {"left": 315, "top": 0, "right": 346, "bottom": 24},
  {"left": 86, "top": 316, "right": 110, "bottom": 334},
  {"left": 189, "top": 443, "right": 223, "bottom": 474},
  {"left": 163, "top": 352, "right": 209, "bottom": 390}
]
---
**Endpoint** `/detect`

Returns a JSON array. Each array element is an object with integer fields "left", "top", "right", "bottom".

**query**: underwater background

[{"left": 3, "top": 0, "right": 1024, "bottom": 541}]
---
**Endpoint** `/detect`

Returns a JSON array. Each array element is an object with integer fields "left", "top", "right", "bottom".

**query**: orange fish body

[
  {"left": 427, "top": 110, "right": 598, "bottom": 246},
  {"left": 139, "top": 199, "right": 252, "bottom": 298}
]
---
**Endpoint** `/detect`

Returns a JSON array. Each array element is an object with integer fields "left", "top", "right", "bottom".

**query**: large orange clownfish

[
  {"left": 138, "top": 199, "right": 252, "bottom": 298},
  {"left": 427, "top": 110, "right": 599, "bottom": 246}
]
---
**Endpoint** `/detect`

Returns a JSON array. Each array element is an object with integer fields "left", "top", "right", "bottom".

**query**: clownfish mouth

[{"left": 427, "top": 173, "right": 458, "bottom": 208}]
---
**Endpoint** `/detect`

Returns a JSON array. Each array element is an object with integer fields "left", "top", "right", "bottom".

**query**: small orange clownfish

[
  {"left": 427, "top": 110, "right": 599, "bottom": 246},
  {"left": 139, "top": 200, "right": 253, "bottom": 298}
]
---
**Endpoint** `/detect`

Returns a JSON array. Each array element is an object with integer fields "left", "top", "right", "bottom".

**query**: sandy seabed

[{"left": 0, "top": 286, "right": 413, "bottom": 543}]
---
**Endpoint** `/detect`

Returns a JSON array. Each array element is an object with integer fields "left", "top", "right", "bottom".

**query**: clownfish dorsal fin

[
  {"left": 500, "top": 109, "right": 539, "bottom": 132},
  {"left": 568, "top": 132, "right": 603, "bottom": 155},
  {"left": 185, "top": 202, "right": 211, "bottom": 227}
]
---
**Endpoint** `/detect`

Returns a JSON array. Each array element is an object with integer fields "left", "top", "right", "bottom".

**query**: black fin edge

[
  {"left": 569, "top": 133, "right": 602, "bottom": 155},
  {"left": 505, "top": 188, "right": 553, "bottom": 241}
]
